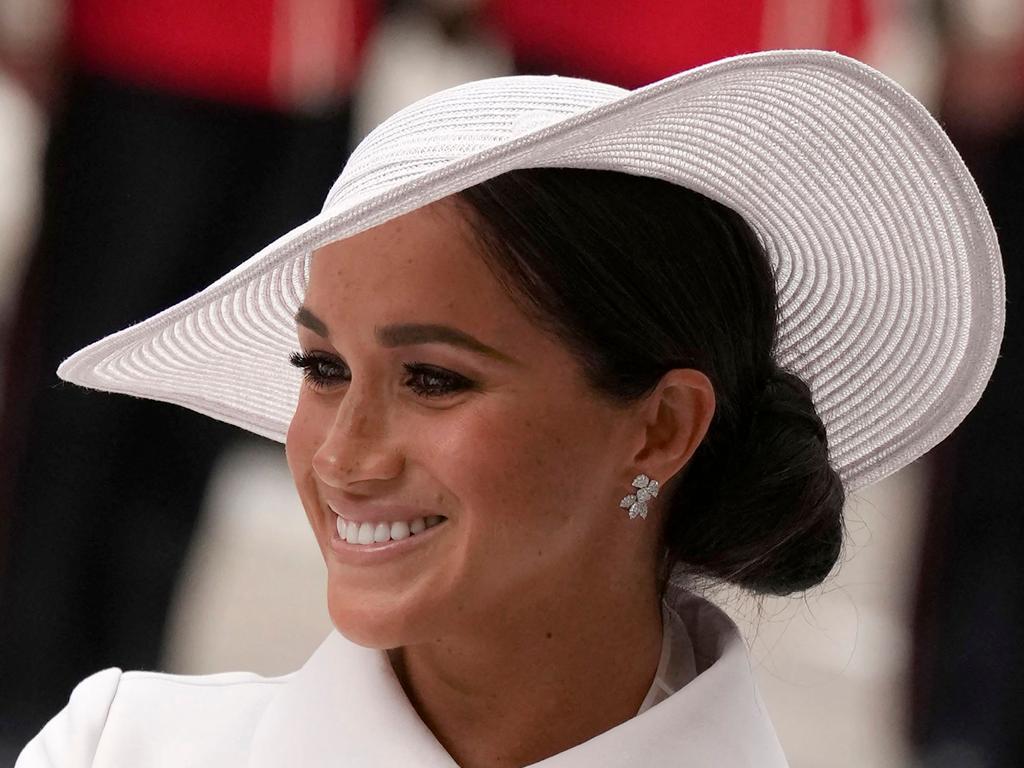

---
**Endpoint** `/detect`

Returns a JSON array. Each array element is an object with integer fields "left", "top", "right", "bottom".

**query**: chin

[{"left": 326, "top": 582, "right": 431, "bottom": 650}]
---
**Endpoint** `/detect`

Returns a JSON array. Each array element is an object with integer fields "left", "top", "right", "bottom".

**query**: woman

[{"left": 16, "top": 50, "right": 1004, "bottom": 767}]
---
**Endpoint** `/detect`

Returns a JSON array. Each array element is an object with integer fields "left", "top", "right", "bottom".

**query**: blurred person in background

[
  {"left": 0, "top": 0, "right": 377, "bottom": 759},
  {"left": 911, "top": 1, "right": 1024, "bottom": 766},
  {"left": 369, "top": 0, "right": 875, "bottom": 106},
  {"left": 483, "top": 0, "right": 873, "bottom": 87}
]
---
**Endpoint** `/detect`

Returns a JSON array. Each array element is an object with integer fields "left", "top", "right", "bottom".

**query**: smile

[
  {"left": 335, "top": 514, "right": 446, "bottom": 545},
  {"left": 326, "top": 507, "right": 450, "bottom": 565}
]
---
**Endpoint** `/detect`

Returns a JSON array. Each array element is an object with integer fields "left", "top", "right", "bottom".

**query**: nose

[{"left": 311, "top": 385, "right": 404, "bottom": 488}]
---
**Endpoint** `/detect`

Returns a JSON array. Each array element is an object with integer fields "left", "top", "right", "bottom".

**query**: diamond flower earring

[{"left": 619, "top": 473, "right": 659, "bottom": 520}]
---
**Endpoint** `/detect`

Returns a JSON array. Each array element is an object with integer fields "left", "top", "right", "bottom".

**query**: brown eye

[
  {"left": 289, "top": 351, "right": 347, "bottom": 390},
  {"left": 403, "top": 363, "right": 473, "bottom": 398}
]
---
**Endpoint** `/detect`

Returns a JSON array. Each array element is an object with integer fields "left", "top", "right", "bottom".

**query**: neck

[{"left": 387, "top": 580, "right": 664, "bottom": 768}]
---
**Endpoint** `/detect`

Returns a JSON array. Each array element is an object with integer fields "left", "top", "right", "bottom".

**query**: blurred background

[{"left": 0, "top": 1, "right": 1020, "bottom": 766}]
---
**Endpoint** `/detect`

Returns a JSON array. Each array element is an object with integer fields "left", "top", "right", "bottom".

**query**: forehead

[{"left": 303, "top": 198, "right": 535, "bottom": 350}]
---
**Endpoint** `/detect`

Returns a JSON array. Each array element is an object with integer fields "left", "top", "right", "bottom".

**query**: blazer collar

[{"left": 248, "top": 588, "right": 788, "bottom": 768}]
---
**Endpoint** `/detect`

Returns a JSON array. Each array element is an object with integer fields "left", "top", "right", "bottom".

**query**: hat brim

[{"left": 56, "top": 49, "right": 1005, "bottom": 493}]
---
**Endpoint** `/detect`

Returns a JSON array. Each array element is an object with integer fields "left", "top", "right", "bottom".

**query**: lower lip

[{"left": 328, "top": 518, "right": 449, "bottom": 565}]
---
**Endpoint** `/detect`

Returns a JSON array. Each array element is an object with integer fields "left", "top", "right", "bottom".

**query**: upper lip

[{"left": 325, "top": 501, "right": 446, "bottom": 525}]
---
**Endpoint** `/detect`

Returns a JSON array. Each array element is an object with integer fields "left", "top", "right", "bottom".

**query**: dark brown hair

[{"left": 456, "top": 168, "right": 845, "bottom": 597}]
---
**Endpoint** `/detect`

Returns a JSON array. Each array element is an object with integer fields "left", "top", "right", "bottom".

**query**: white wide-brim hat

[{"left": 57, "top": 49, "right": 1004, "bottom": 494}]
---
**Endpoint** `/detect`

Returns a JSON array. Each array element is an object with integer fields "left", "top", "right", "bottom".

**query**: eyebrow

[{"left": 294, "top": 306, "right": 519, "bottom": 365}]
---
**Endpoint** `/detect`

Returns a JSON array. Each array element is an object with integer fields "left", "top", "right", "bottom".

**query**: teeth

[
  {"left": 358, "top": 522, "right": 374, "bottom": 545},
  {"left": 336, "top": 514, "right": 444, "bottom": 545}
]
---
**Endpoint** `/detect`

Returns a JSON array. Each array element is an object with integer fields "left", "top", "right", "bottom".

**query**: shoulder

[
  {"left": 16, "top": 666, "right": 291, "bottom": 768},
  {"left": 16, "top": 668, "right": 121, "bottom": 768}
]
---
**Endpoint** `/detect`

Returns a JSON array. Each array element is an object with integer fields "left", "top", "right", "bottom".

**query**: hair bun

[
  {"left": 666, "top": 366, "right": 845, "bottom": 596},
  {"left": 756, "top": 368, "right": 828, "bottom": 443}
]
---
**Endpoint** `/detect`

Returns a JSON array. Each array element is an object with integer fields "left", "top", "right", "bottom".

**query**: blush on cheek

[
  {"left": 287, "top": 392, "right": 330, "bottom": 464},
  {"left": 284, "top": 421, "right": 310, "bottom": 484},
  {"left": 285, "top": 401, "right": 329, "bottom": 541}
]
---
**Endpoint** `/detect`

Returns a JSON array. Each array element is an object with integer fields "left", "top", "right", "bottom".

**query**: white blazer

[{"left": 16, "top": 589, "right": 789, "bottom": 767}]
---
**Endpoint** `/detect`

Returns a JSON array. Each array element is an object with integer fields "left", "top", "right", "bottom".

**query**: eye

[
  {"left": 402, "top": 363, "right": 474, "bottom": 399},
  {"left": 288, "top": 352, "right": 475, "bottom": 400},
  {"left": 289, "top": 351, "right": 345, "bottom": 390}
]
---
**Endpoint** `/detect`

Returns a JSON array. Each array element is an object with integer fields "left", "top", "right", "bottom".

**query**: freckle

[{"left": 545, "top": 631, "right": 553, "bottom": 640}]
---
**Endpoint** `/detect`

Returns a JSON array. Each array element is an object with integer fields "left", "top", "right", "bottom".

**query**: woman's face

[{"left": 286, "top": 197, "right": 660, "bottom": 649}]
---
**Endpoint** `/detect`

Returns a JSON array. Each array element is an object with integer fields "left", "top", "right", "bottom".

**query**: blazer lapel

[
  {"left": 524, "top": 612, "right": 790, "bottom": 767},
  {"left": 248, "top": 589, "right": 787, "bottom": 768},
  {"left": 247, "top": 631, "right": 459, "bottom": 768}
]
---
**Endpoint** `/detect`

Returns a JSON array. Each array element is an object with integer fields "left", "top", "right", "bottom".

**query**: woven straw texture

[{"left": 57, "top": 50, "right": 1004, "bottom": 494}]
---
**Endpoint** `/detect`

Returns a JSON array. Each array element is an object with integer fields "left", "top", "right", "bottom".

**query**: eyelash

[{"left": 288, "top": 351, "right": 474, "bottom": 399}]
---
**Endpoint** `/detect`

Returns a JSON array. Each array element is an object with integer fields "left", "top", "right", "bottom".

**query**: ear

[{"left": 628, "top": 368, "right": 715, "bottom": 486}]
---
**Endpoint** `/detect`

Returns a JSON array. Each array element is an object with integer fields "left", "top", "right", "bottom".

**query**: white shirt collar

[
  {"left": 635, "top": 597, "right": 697, "bottom": 715},
  {"left": 247, "top": 587, "right": 788, "bottom": 767}
]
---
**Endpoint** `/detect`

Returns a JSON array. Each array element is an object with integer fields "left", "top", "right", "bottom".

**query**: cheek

[
  {"left": 286, "top": 390, "right": 330, "bottom": 527},
  {"left": 285, "top": 393, "right": 315, "bottom": 475},
  {"left": 438, "top": 400, "right": 589, "bottom": 540}
]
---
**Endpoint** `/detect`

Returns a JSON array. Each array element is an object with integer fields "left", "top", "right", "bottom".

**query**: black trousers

[{"left": 0, "top": 69, "right": 354, "bottom": 750}]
